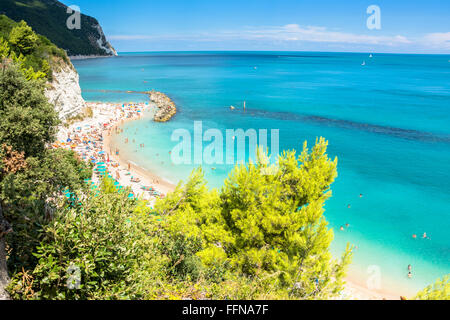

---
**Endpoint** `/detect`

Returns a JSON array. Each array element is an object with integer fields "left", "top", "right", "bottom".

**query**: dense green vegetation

[
  {"left": 7, "top": 142, "right": 353, "bottom": 300},
  {"left": 0, "top": 63, "right": 92, "bottom": 279},
  {"left": 0, "top": 0, "right": 115, "bottom": 56},
  {"left": 0, "top": 14, "right": 69, "bottom": 81}
]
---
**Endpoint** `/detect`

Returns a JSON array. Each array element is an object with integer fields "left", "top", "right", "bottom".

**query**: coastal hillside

[
  {"left": 0, "top": 15, "right": 85, "bottom": 118},
  {"left": 0, "top": 0, "right": 116, "bottom": 57}
]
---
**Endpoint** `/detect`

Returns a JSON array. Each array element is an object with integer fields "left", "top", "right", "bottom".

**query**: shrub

[
  {"left": 414, "top": 275, "right": 449, "bottom": 300},
  {"left": 8, "top": 179, "right": 166, "bottom": 299}
]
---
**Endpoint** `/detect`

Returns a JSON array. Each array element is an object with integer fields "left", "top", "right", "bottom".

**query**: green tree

[
  {"left": 156, "top": 138, "right": 353, "bottom": 299},
  {"left": 220, "top": 140, "right": 352, "bottom": 298},
  {"left": 414, "top": 275, "right": 449, "bottom": 300},
  {"left": 0, "top": 37, "right": 9, "bottom": 59},
  {"left": 8, "top": 21, "right": 38, "bottom": 55},
  {"left": 0, "top": 64, "right": 57, "bottom": 157},
  {"left": 8, "top": 178, "right": 165, "bottom": 300}
]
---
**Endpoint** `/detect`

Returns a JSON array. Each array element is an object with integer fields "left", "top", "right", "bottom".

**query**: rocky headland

[{"left": 44, "top": 60, "right": 86, "bottom": 120}]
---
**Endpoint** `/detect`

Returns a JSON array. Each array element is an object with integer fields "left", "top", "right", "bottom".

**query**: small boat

[
  {"left": 230, "top": 105, "right": 235, "bottom": 110},
  {"left": 369, "top": 54, "right": 373, "bottom": 58},
  {"left": 361, "top": 61, "right": 366, "bottom": 66}
]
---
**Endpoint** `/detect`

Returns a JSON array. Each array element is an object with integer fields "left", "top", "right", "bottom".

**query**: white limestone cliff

[
  {"left": 94, "top": 23, "right": 118, "bottom": 57},
  {"left": 44, "top": 64, "right": 85, "bottom": 120}
]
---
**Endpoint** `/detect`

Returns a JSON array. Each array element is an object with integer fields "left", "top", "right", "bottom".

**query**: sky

[{"left": 61, "top": 0, "right": 450, "bottom": 53}]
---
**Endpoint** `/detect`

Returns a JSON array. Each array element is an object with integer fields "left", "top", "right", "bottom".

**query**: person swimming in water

[{"left": 408, "top": 271, "right": 413, "bottom": 279}]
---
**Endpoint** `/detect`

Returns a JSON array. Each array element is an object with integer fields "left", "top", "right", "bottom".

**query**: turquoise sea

[{"left": 73, "top": 52, "right": 450, "bottom": 295}]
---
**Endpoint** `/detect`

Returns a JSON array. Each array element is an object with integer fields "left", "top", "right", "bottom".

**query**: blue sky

[{"left": 62, "top": 0, "right": 450, "bottom": 53}]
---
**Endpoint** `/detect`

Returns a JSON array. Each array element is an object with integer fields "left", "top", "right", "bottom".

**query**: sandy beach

[
  {"left": 103, "top": 117, "right": 177, "bottom": 197},
  {"left": 56, "top": 101, "right": 176, "bottom": 208},
  {"left": 56, "top": 100, "right": 404, "bottom": 300},
  {"left": 343, "top": 275, "right": 402, "bottom": 300}
]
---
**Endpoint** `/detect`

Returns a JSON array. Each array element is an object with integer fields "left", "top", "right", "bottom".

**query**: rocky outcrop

[
  {"left": 45, "top": 64, "right": 85, "bottom": 120},
  {"left": 68, "top": 21, "right": 118, "bottom": 59},
  {"left": 150, "top": 91, "right": 177, "bottom": 122},
  {"left": 92, "top": 23, "right": 117, "bottom": 57},
  {"left": 0, "top": 204, "right": 11, "bottom": 300}
]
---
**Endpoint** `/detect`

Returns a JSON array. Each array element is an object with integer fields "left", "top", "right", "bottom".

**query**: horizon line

[{"left": 113, "top": 49, "right": 450, "bottom": 56}]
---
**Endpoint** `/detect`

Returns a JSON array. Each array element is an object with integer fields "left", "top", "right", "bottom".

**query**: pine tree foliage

[
  {"left": 0, "top": 15, "right": 69, "bottom": 81},
  {"left": 155, "top": 138, "right": 353, "bottom": 299},
  {"left": 8, "top": 21, "right": 38, "bottom": 55},
  {"left": 414, "top": 275, "right": 449, "bottom": 300}
]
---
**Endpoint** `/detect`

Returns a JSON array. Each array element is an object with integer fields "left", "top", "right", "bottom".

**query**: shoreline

[
  {"left": 56, "top": 101, "right": 176, "bottom": 206},
  {"left": 58, "top": 99, "right": 405, "bottom": 300},
  {"left": 69, "top": 54, "right": 117, "bottom": 60},
  {"left": 103, "top": 115, "right": 177, "bottom": 196}
]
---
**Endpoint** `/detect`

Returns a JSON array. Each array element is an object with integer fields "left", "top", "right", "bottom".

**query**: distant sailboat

[
  {"left": 361, "top": 61, "right": 366, "bottom": 66},
  {"left": 369, "top": 54, "right": 373, "bottom": 58}
]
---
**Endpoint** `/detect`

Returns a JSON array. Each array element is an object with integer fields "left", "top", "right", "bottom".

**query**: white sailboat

[{"left": 361, "top": 60, "right": 366, "bottom": 66}]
